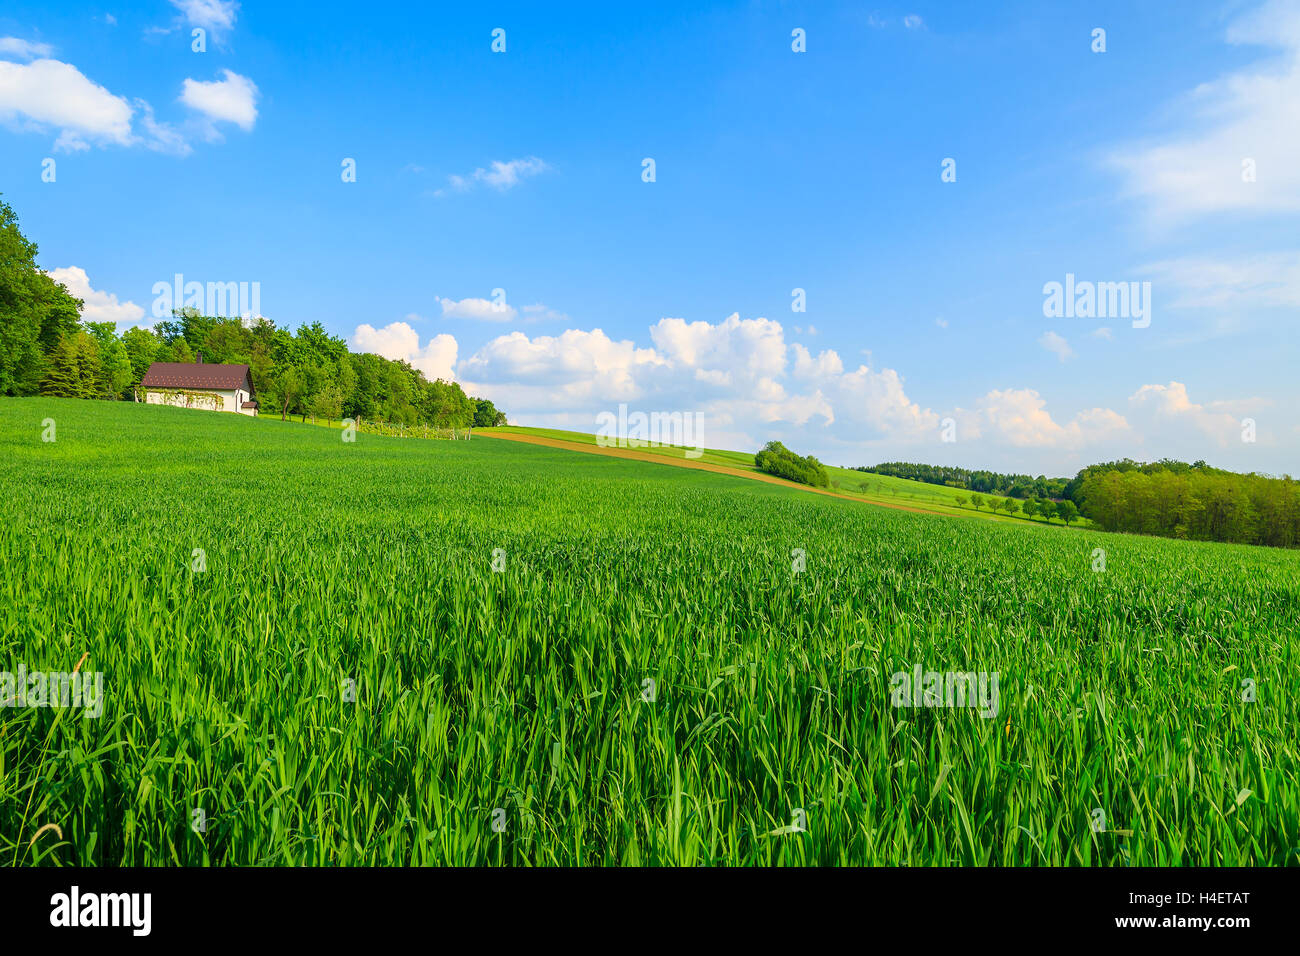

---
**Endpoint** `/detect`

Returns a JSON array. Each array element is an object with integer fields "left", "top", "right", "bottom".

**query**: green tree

[
  {"left": 270, "top": 365, "right": 305, "bottom": 421},
  {"left": 0, "top": 195, "right": 82, "bottom": 394},
  {"left": 122, "top": 327, "right": 160, "bottom": 387},
  {"left": 1055, "top": 499, "right": 1079, "bottom": 527},
  {"left": 754, "top": 441, "right": 830, "bottom": 488},
  {"left": 970, "top": 494, "right": 984, "bottom": 511},
  {"left": 310, "top": 382, "right": 345, "bottom": 425},
  {"left": 1037, "top": 499, "right": 1057, "bottom": 522},
  {"left": 99, "top": 338, "right": 134, "bottom": 399},
  {"left": 41, "top": 331, "right": 102, "bottom": 398}
]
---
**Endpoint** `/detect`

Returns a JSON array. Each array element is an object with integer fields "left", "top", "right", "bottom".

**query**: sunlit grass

[{"left": 1, "top": 397, "right": 1295, "bottom": 865}]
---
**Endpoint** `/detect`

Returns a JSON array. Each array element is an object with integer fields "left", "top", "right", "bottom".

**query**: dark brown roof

[
  {"left": 140, "top": 362, "right": 250, "bottom": 390},
  {"left": 241, "top": 401, "right": 259, "bottom": 408}
]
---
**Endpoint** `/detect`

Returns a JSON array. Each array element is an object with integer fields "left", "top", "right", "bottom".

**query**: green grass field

[
  {"left": 487, "top": 424, "right": 1081, "bottom": 525},
  {"left": 3, "top": 398, "right": 1296, "bottom": 865}
]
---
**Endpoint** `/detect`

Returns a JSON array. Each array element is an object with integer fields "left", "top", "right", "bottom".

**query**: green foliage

[
  {"left": 754, "top": 440, "right": 830, "bottom": 488},
  {"left": 473, "top": 398, "right": 506, "bottom": 427},
  {"left": 1, "top": 397, "right": 1296, "bottom": 865},
  {"left": 0, "top": 195, "right": 82, "bottom": 396},
  {"left": 39, "top": 331, "right": 102, "bottom": 399},
  {"left": 1077, "top": 464, "right": 1300, "bottom": 547},
  {"left": 858, "top": 461, "right": 1069, "bottom": 499}
]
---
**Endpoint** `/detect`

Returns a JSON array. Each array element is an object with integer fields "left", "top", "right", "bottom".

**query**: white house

[{"left": 139, "top": 356, "right": 259, "bottom": 416}]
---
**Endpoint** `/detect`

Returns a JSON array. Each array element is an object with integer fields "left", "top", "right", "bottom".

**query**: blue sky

[{"left": 2, "top": 0, "right": 1297, "bottom": 475}]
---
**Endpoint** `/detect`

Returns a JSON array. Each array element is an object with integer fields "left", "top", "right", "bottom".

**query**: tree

[
  {"left": 310, "top": 382, "right": 344, "bottom": 425},
  {"left": 270, "top": 365, "right": 305, "bottom": 421},
  {"left": 1003, "top": 498, "right": 1020, "bottom": 516},
  {"left": 0, "top": 195, "right": 82, "bottom": 394},
  {"left": 754, "top": 441, "right": 830, "bottom": 488},
  {"left": 41, "top": 331, "right": 102, "bottom": 398},
  {"left": 1021, "top": 498, "right": 1038, "bottom": 519},
  {"left": 1055, "top": 499, "right": 1079, "bottom": 527},
  {"left": 122, "top": 326, "right": 160, "bottom": 387},
  {"left": 473, "top": 398, "right": 506, "bottom": 427},
  {"left": 970, "top": 494, "right": 985, "bottom": 511},
  {"left": 99, "top": 338, "right": 134, "bottom": 399},
  {"left": 954, "top": 495, "right": 968, "bottom": 508},
  {"left": 1037, "top": 499, "right": 1057, "bottom": 522}
]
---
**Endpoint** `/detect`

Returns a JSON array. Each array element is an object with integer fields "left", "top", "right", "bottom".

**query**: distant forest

[
  {"left": 0, "top": 194, "right": 505, "bottom": 429},
  {"left": 862, "top": 458, "right": 1300, "bottom": 548},
  {"left": 857, "top": 462, "right": 1070, "bottom": 499}
]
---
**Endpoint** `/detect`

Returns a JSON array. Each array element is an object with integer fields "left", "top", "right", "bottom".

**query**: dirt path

[{"left": 477, "top": 430, "right": 948, "bottom": 518}]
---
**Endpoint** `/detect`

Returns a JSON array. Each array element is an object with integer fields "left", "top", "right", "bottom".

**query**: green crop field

[
  {"left": 2, "top": 397, "right": 1297, "bottom": 866},
  {"left": 487, "top": 423, "right": 1073, "bottom": 525}
]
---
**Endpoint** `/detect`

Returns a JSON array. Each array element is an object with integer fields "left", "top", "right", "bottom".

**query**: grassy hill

[
  {"left": 486, "top": 424, "right": 1083, "bottom": 526},
  {"left": 1, "top": 397, "right": 1295, "bottom": 865}
]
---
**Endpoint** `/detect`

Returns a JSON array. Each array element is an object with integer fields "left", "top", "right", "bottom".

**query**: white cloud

[
  {"left": 521, "top": 303, "right": 569, "bottom": 322},
  {"left": 180, "top": 69, "right": 258, "bottom": 132},
  {"left": 1128, "top": 381, "right": 1242, "bottom": 447},
  {"left": 1108, "top": 0, "right": 1300, "bottom": 224},
  {"left": 1143, "top": 252, "right": 1300, "bottom": 310},
  {"left": 961, "top": 389, "right": 1130, "bottom": 449},
  {"left": 1039, "top": 330, "right": 1074, "bottom": 362},
  {"left": 0, "top": 58, "right": 133, "bottom": 151},
  {"left": 454, "top": 312, "right": 939, "bottom": 452},
  {"left": 340, "top": 310, "right": 1274, "bottom": 472},
  {"left": 1091, "top": 327, "right": 1113, "bottom": 340},
  {"left": 437, "top": 296, "right": 518, "bottom": 322},
  {"left": 934, "top": 317, "right": 949, "bottom": 329},
  {"left": 0, "top": 37, "right": 54, "bottom": 60},
  {"left": 350, "top": 322, "right": 458, "bottom": 382},
  {"left": 169, "top": 0, "right": 239, "bottom": 38},
  {"left": 903, "top": 15, "right": 925, "bottom": 30},
  {"left": 437, "top": 157, "right": 549, "bottom": 195},
  {"left": 48, "top": 267, "right": 146, "bottom": 326}
]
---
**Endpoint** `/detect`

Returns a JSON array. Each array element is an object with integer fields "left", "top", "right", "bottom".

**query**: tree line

[
  {"left": 856, "top": 461, "right": 1070, "bottom": 499},
  {"left": 1074, "top": 460, "right": 1299, "bottom": 548},
  {"left": 0, "top": 195, "right": 506, "bottom": 429}
]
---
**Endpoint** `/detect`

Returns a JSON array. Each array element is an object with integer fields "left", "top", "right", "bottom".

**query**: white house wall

[{"left": 144, "top": 388, "right": 257, "bottom": 416}]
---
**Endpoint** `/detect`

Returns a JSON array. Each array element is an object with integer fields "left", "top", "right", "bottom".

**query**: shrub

[{"left": 754, "top": 440, "right": 830, "bottom": 488}]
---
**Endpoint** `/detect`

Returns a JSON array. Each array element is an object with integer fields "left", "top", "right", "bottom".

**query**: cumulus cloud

[
  {"left": 959, "top": 389, "right": 1130, "bottom": 449},
  {"left": 1128, "top": 381, "right": 1243, "bottom": 447},
  {"left": 48, "top": 267, "right": 146, "bottom": 326},
  {"left": 350, "top": 322, "right": 458, "bottom": 382},
  {"left": 0, "top": 37, "right": 54, "bottom": 60},
  {"left": 453, "top": 312, "right": 941, "bottom": 453},
  {"left": 180, "top": 69, "right": 258, "bottom": 132},
  {"left": 0, "top": 58, "right": 133, "bottom": 151},
  {"left": 1038, "top": 330, "right": 1074, "bottom": 362},
  {"left": 437, "top": 157, "right": 549, "bottom": 195},
  {"left": 0, "top": 55, "right": 202, "bottom": 154},
  {"left": 1108, "top": 0, "right": 1300, "bottom": 224},
  {"left": 345, "top": 310, "right": 1270, "bottom": 470}
]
